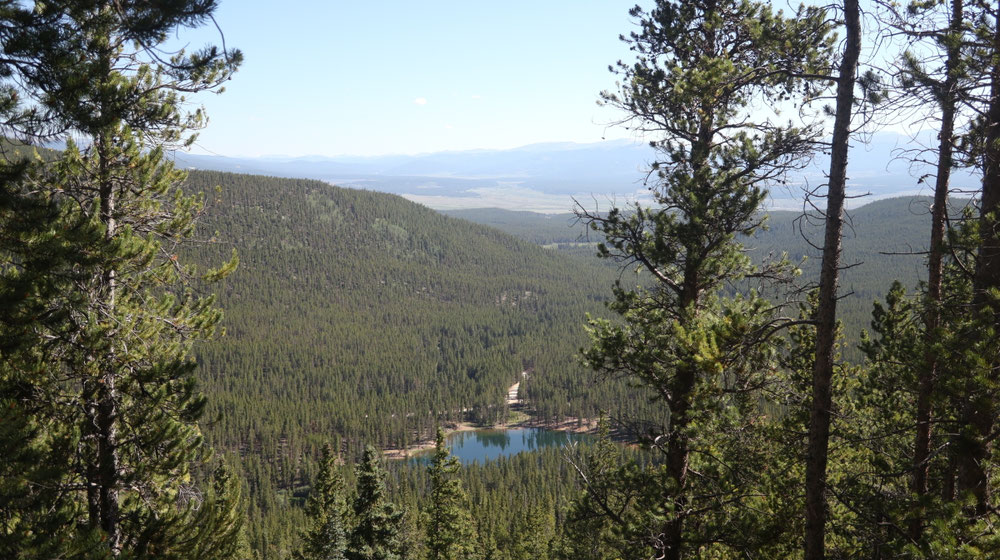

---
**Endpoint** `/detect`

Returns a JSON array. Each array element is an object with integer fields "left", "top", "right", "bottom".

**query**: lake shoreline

[
  {"left": 382, "top": 415, "right": 599, "bottom": 460},
  {"left": 383, "top": 373, "right": 598, "bottom": 460}
]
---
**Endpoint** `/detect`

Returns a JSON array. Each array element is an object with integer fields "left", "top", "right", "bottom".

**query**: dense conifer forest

[
  {"left": 447, "top": 198, "right": 971, "bottom": 352},
  {"left": 178, "top": 170, "right": 661, "bottom": 552},
  {"left": 7, "top": 0, "right": 1000, "bottom": 559},
  {"left": 185, "top": 169, "right": 635, "bottom": 451},
  {"left": 182, "top": 165, "right": 974, "bottom": 555}
]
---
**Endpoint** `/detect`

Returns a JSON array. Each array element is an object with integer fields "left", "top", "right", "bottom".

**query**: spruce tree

[
  {"left": 297, "top": 444, "right": 349, "bottom": 560},
  {"left": 425, "top": 428, "right": 477, "bottom": 560},
  {"left": 349, "top": 446, "right": 404, "bottom": 560}
]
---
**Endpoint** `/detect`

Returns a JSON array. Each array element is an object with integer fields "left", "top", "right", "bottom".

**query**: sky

[{"left": 178, "top": 1, "right": 641, "bottom": 158}]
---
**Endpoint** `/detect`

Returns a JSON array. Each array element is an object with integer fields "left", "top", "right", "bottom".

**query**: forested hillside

[
  {"left": 449, "top": 197, "right": 971, "bottom": 351},
  {"left": 442, "top": 209, "right": 587, "bottom": 245},
  {"left": 11, "top": 0, "right": 1000, "bottom": 558},
  {"left": 182, "top": 170, "right": 662, "bottom": 548},
  {"left": 759, "top": 198, "right": 971, "bottom": 347},
  {"left": 185, "top": 168, "right": 971, "bottom": 553},
  {"left": 188, "top": 170, "right": 640, "bottom": 451}
]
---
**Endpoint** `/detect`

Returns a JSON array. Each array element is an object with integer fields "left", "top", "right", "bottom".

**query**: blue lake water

[{"left": 411, "top": 428, "right": 593, "bottom": 465}]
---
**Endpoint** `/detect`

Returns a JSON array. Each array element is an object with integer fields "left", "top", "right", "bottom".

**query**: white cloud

[
  {"left": 444, "top": 124, "right": 453, "bottom": 129},
  {"left": 413, "top": 97, "right": 428, "bottom": 105},
  {"left": 470, "top": 95, "right": 482, "bottom": 100}
]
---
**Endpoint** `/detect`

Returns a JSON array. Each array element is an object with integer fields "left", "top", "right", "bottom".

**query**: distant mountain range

[{"left": 170, "top": 133, "right": 980, "bottom": 213}]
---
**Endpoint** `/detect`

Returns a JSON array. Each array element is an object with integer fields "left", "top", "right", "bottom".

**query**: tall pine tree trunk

[
  {"left": 663, "top": 358, "right": 696, "bottom": 560},
  {"left": 95, "top": 126, "right": 121, "bottom": 556},
  {"left": 913, "top": 0, "right": 962, "bottom": 539},
  {"left": 660, "top": 112, "right": 712, "bottom": 560},
  {"left": 958, "top": 0, "right": 1000, "bottom": 514},
  {"left": 805, "top": 0, "right": 860, "bottom": 558}
]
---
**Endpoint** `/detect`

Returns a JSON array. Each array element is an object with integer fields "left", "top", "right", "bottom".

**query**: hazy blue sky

[{"left": 179, "top": 1, "right": 641, "bottom": 158}]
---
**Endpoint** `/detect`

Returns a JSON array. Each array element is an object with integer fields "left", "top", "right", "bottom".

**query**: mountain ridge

[{"left": 173, "top": 133, "right": 981, "bottom": 213}]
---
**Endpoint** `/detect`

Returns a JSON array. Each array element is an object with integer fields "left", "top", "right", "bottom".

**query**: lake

[{"left": 411, "top": 427, "right": 593, "bottom": 465}]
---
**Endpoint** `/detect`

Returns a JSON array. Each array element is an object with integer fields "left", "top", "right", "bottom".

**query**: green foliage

[
  {"left": 297, "top": 445, "right": 348, "bottom": 560},
  {"left": 509, "top": 503, "right": 555, "bottom": 560},
  {"left": 0, "top": 376, "right": 107, "bottom": 560},
  {"left": 6, "top": 1, "right": 1000, "bottom": 558},
  {"left": 742, "top": 207, "right": 1000, "bottom": 558},
  {"left": 578, "top": 0, "right": 833, "bottom": 556},
  {"left": 186, "top": 170, "right": 972, "bottom": 557},
  {"left": 157, "top": 464, "right": 251, "bottom": 560},
  {"left": 441, "top": 209, "right": 593, "bottom": 247},
  {"left": 186, "top": 169, "right": 625, "bottom": 449},
  {"left": 841, "top": 211, "right": 1000, "bottom": 557},
  {"left": 757, "top": 197, "right": 973, "bottom": 359},
  {"left": 754, "top": 295, "right": 860, "bottom": 558},
  {"left": 449, "top": 197, "right": 979, "bottom": 360},
  {"left": 0, "top": 1, "right": 245, "bottom": 557},
  {"left": 349, "top": 446, "right": 405, "bottom": 560},
  {"left": 177, "top": 168, "right": 655, "bottom": 552},
  {"left": 560, "top": 419, "right": 649, "bottom": 560},
  {"left": 425, "top": 429, "right": 478, "bottom": 560},
  {"left": 0, "top": 153, "right": 107, "bottom": 557}
]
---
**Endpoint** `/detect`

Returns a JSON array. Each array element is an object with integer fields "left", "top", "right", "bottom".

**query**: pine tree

[
  {"left": 348, "top": 446, "right": 404, "bottom": 560},
  {"left": 848, "top": 211, "right": 1000, "bottom": 556},
  {"left": 0, "top": 367, "right": 106, "bottom": 560},
  {"left": 804, "top": 0, "right": 861, "bottom": 557},
  {"left": 297, "top": 444, "right": 349, "bottom": 560},
  {"left": 0, "top": 153, "right": 107, "bottom": 559},
  {"left": 956, "top": 0, "right": 1000, "bottom": 517},
  {"left": 0, "top": 1, "right": 242, "bottom": 557},
  {"left": 578, "top": 1, "right": 832, "bottom": 557},
  {"left": 924, "top": 209, "right": 1000, "bottom": 553},
  {"left": 425, "top": 428, "right": 478, "bottom": 560},
  {"left": 189, "top": 464, "right": 252, "bottom": 560},
  {"left": 889, "top": 0, "right": 972, "bottom": 539},
  {"left": 0, "top": 7, "right": 105, "bottom": 555}
]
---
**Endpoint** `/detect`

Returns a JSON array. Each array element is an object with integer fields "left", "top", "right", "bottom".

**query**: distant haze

[{"left": 173, "top": 133, "right": 980, "bottom": 214}]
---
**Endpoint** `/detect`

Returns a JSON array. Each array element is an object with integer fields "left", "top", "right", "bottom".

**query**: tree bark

[
  {"left": 663, "top": 361, "right": 695, "bottom": 560},
  {"left": 661, "top": 259, "right": 705, "bottom": 560},
  {"left": 957, "top": 0, "right": 1000, "bottom": 515},
  {"left": 804, "top": 1, "right": 860, "bottom": 558},
  {"left": 95, "top": 128, "right": 121, "bottom": 556},
  {"left": 912, "top": 0, "right": 962, "bottom": 540}
]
